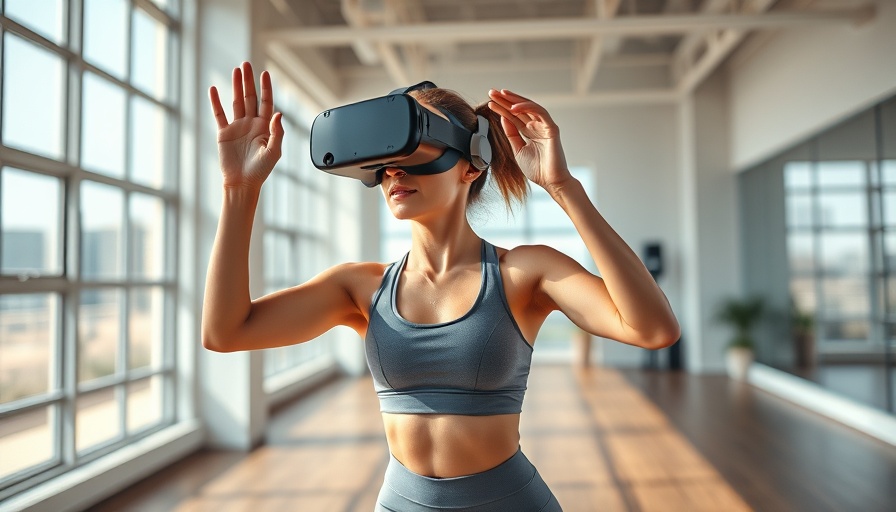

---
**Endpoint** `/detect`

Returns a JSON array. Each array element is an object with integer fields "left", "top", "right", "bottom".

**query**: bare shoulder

[
  {"left": 496, "top": 243, "right": 576, "bottom": 276},
  {"left": 325, "top": 260, "right": 390, "bottom": 289}
]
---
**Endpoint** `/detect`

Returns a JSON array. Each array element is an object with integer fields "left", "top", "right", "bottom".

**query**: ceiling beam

[
  {"left": 265, "top": 42, "right": 339, "bottom": 108},
  {"left": 260, "top": 6, "right": 874, "bottom": 46},
  {"left": 537, "top": 88, "right": 679, "bottom": 107},
  {"left": 575, "top": 0, "right": 624, "bottom": 95}
]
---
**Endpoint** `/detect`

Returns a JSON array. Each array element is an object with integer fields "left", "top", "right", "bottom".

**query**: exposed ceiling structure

[{"left": 260, "top": 0, "right": 876, "bottom": 108}]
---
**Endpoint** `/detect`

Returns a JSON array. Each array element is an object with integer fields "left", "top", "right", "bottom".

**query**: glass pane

[
  {"left": 5, "top": 0, "right": 66, "bottom": 44},
  {"left": 79, "top": 288, "right": 121, "bottom": 382},
  {"left": 887, "top": 233, "right": 896, "bottom": 272},
  {"left": 883, "top": 160, "right": 896, "bottom": 186},
  {"left": 820, "top": 320, "right": 869, "bottom": 342},
  {"left": 820, "top": 276, "right": 869, "bottom": 316},
  {"left": 130, "top": 96, "right": 167, "bottom": 188},
  {"left": 784, "top": 161, "right": 812, "bottom": 190},
  {"left": 883, "top": 190, "right": 896, "bottom": 226},
  {"left": 81, "top": 181, "right": 124, "bottom": 280},
  {"left": 817, "top": 161, "right": 866, "bottom": 188},
  {"left": 0, "top": 406, "right": 57, "bottom": 480},
  {"left": 129, "top": 287, "right": 164, "bottom": 370},
  {"left": 131, "top": 8, "right": 168, "bottom": 100},
  {"left": 886, "top": 277, "right": 896, "bottom": 316},
  {"left": 130, "top": 193, "right": 166, "bottom": 280},
  {"left": 76, "top": 387, "right": 122, "bottom": 452},
  {"left": 790, "top": 277, "right": 816, "bottom": 315},
  {"left": 264, "top": 175, "right": 296, "bottom": 228},
  {"left": 785, "top": 193, "right": 813, "bottom": 228},
  {"left": 0, "top": 294, "right": 58, "bottom": 403},
  {"left": 530, "top": 197, "right": 574, "bottom": 231},
  {"left": 264, "top": 232, "right": 293, "bottom": 284},
  {"left": 787, "top": 232, "right": 814, "bottom": 274},
  {"left": 83, "top": 0, "right": 129, "bottom": 79},
  {"left": 1, "top": 168, "right": 63, "bottom": 275},
  {"left": 2, "top": 33, "right": 65, "bottom": 159},
  {"left": 819, "top": 232, "right": 868, "bottom": 275},
  {"left": 817, "top": 191, "right": 867, "bottom": 228},
  {"left": 81, "top": 73, "right": 126, "bottom": 177},
  {"left": 127, "top": 376, "right": 163, "bottom": 433}
]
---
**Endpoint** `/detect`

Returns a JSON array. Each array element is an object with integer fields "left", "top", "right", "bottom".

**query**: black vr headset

[{"left": 309, "top": 81, "right": 492, "bottom": 187}]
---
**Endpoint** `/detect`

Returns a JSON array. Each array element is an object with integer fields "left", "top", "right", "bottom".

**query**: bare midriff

[{"left": 382, "top": 412, "right": 521, "bottom": 478}]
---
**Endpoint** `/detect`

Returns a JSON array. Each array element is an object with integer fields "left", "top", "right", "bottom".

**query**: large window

[
  {"left": 380, "top": 167, "right": 596, "bottom": 356},
  {"left": 0, "top": 0, "right": 180, "bottom": 497},
  {"left": 261, "top": 66, "right": 333, "bottom": 380}
]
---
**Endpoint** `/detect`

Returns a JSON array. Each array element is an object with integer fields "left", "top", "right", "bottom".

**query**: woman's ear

[{"left": 462, "top": 164, "right": 482, "bottom": 184}]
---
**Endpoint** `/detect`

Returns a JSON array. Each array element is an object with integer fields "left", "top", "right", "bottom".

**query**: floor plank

[{"left": 91, "top": 365, "right": 896, "bottom": 512}]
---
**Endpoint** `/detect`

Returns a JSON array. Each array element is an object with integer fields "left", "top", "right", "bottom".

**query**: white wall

[
  {"left": 728, "top": 0, "right": 896, "bottom": 172},
  {"left": 550, "top": 103, "right": 683, "bottom": 367}
]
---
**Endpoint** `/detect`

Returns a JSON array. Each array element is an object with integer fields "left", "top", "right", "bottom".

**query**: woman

[{"left": 203, "top": 61, "right": 680, "bottom": 511}]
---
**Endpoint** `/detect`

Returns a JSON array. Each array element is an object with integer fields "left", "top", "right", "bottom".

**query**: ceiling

[{"left": 259, "top": 0, "right": 876, "bottom": 108}]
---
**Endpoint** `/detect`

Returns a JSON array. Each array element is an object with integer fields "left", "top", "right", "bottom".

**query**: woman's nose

[{"left": 383, "top": 167, "right": 407, "bottom": 179}]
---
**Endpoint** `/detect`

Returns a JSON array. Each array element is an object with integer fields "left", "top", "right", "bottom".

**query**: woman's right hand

[{"left": 208, "top": 61, "right": 284, "bottom": 190}]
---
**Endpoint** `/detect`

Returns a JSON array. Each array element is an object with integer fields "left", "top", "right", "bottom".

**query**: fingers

[
  {"left": 267, "top": 112, "right": 284, "bottom": 156},
  {"left": 259, "top": 70, "right": 274, "bottom": 120},
  {"left": 231, "top": 67, "right": 246, "bottom": 119},
  {"left": 241, "top": 61, "right": 258, "bottom": 118},
  {"left": 487, "top": 98, "right": 528, "bottom": 135},
  {"left": 208, "top": 86, "right": 229, "bottom": 129},
  {"left": 489, "top": 88, "right": 552, "bottom": 123},
  {"left": 500, "top": 115, "right": 526, "bottom": 154}
]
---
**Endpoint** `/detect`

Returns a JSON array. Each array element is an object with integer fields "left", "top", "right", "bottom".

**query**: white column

[
  {"left": 196, "top": 0, "right": 267, "bottom": 450},
  {"left": 679, "top": 70, "right": 743, "bottom": 374}
]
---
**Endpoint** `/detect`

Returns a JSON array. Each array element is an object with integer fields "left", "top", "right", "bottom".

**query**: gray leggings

[{"left": 375, "top": 447, "right": 563, "bottom": 511}]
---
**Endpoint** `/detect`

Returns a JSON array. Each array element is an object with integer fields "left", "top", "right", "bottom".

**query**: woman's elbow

[
  {"left": 646, "top": 323, "right": 681, "bottom": 350},
  {"left": 201, "top": 329, "right": 242, "bottom": 353}
]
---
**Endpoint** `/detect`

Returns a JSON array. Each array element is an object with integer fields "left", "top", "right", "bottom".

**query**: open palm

[
  {"left": 487, "top": 89, "right": 571, "bottom": 191},
  {"left": 208, "top": 62, "right": 283, "bottom": 189}
]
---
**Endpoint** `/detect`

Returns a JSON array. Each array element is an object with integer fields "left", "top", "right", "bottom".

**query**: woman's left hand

[{"left": 487, "top": 89, "right": 572, "bottom": 193}]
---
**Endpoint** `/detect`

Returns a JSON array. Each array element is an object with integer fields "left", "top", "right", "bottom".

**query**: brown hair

[{"left": 410, "top": 88, "right": 528, "bottom": 209}]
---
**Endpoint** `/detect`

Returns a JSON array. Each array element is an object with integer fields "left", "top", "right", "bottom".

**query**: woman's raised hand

[
  {"left": 487, "top": 89, "right": 572, "bottom": 193},
  {"left": 208, "top": 62, "right": 284, "bottom": 190}
]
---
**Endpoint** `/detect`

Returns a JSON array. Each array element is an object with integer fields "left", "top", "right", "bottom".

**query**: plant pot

[{"left": 726, "top": 346, "right": 754, "bottom": 381}]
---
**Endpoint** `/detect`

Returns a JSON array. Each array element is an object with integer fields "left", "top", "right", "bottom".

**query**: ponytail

[
  {"left": 411, "top": 88, "right": 529, "bottom": 210},
  {"left": 471, "top": 103, "right": 528, "bottom": 209}
]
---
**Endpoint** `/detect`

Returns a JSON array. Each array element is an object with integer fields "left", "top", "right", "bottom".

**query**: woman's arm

[
  {"left": 201, "top": 62, "right": 365, "bottom": 352},
  {"left": 489, "top": 89, "right": 680, "bottom": 349}
]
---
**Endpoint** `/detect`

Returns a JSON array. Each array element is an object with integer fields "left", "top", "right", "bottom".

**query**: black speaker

[{"left": 643, "top": 242, "right": 663, "bottom": 279}]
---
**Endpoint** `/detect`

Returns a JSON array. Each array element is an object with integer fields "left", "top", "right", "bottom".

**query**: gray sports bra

[{"left": 364, "top": 239, "right": 533, "bottom": 415}]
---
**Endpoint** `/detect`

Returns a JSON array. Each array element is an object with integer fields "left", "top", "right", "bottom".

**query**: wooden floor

[{"left": 92, "top": 365, "right": 896, "bottom": 512}]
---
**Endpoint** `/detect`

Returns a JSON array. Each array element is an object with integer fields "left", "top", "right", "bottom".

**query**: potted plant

[{"left": 714, "top": 296, "right": 764, "bottom": 380}]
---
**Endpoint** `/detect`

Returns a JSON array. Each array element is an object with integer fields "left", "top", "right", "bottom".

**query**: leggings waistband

[{"left": 383, "top": 447, "right": 538, "bottom": 508}]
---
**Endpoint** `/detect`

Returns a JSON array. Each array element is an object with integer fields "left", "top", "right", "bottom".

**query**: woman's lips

[{"left": 389, "top": 186, "right": 416, "bottom": 199}]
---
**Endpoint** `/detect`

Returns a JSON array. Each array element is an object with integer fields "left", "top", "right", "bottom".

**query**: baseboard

[{"left": 749, "top": 363, "right": 896, "bottom": 447}]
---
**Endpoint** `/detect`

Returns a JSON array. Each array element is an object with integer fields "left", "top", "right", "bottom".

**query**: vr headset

[{"left": 309, "top": 81, "right": 492, "bottom": 187}]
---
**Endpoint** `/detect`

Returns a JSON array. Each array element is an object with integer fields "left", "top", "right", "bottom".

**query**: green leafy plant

[{"left": 714, "top": 296, "right": 764, "bottom": 350}]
